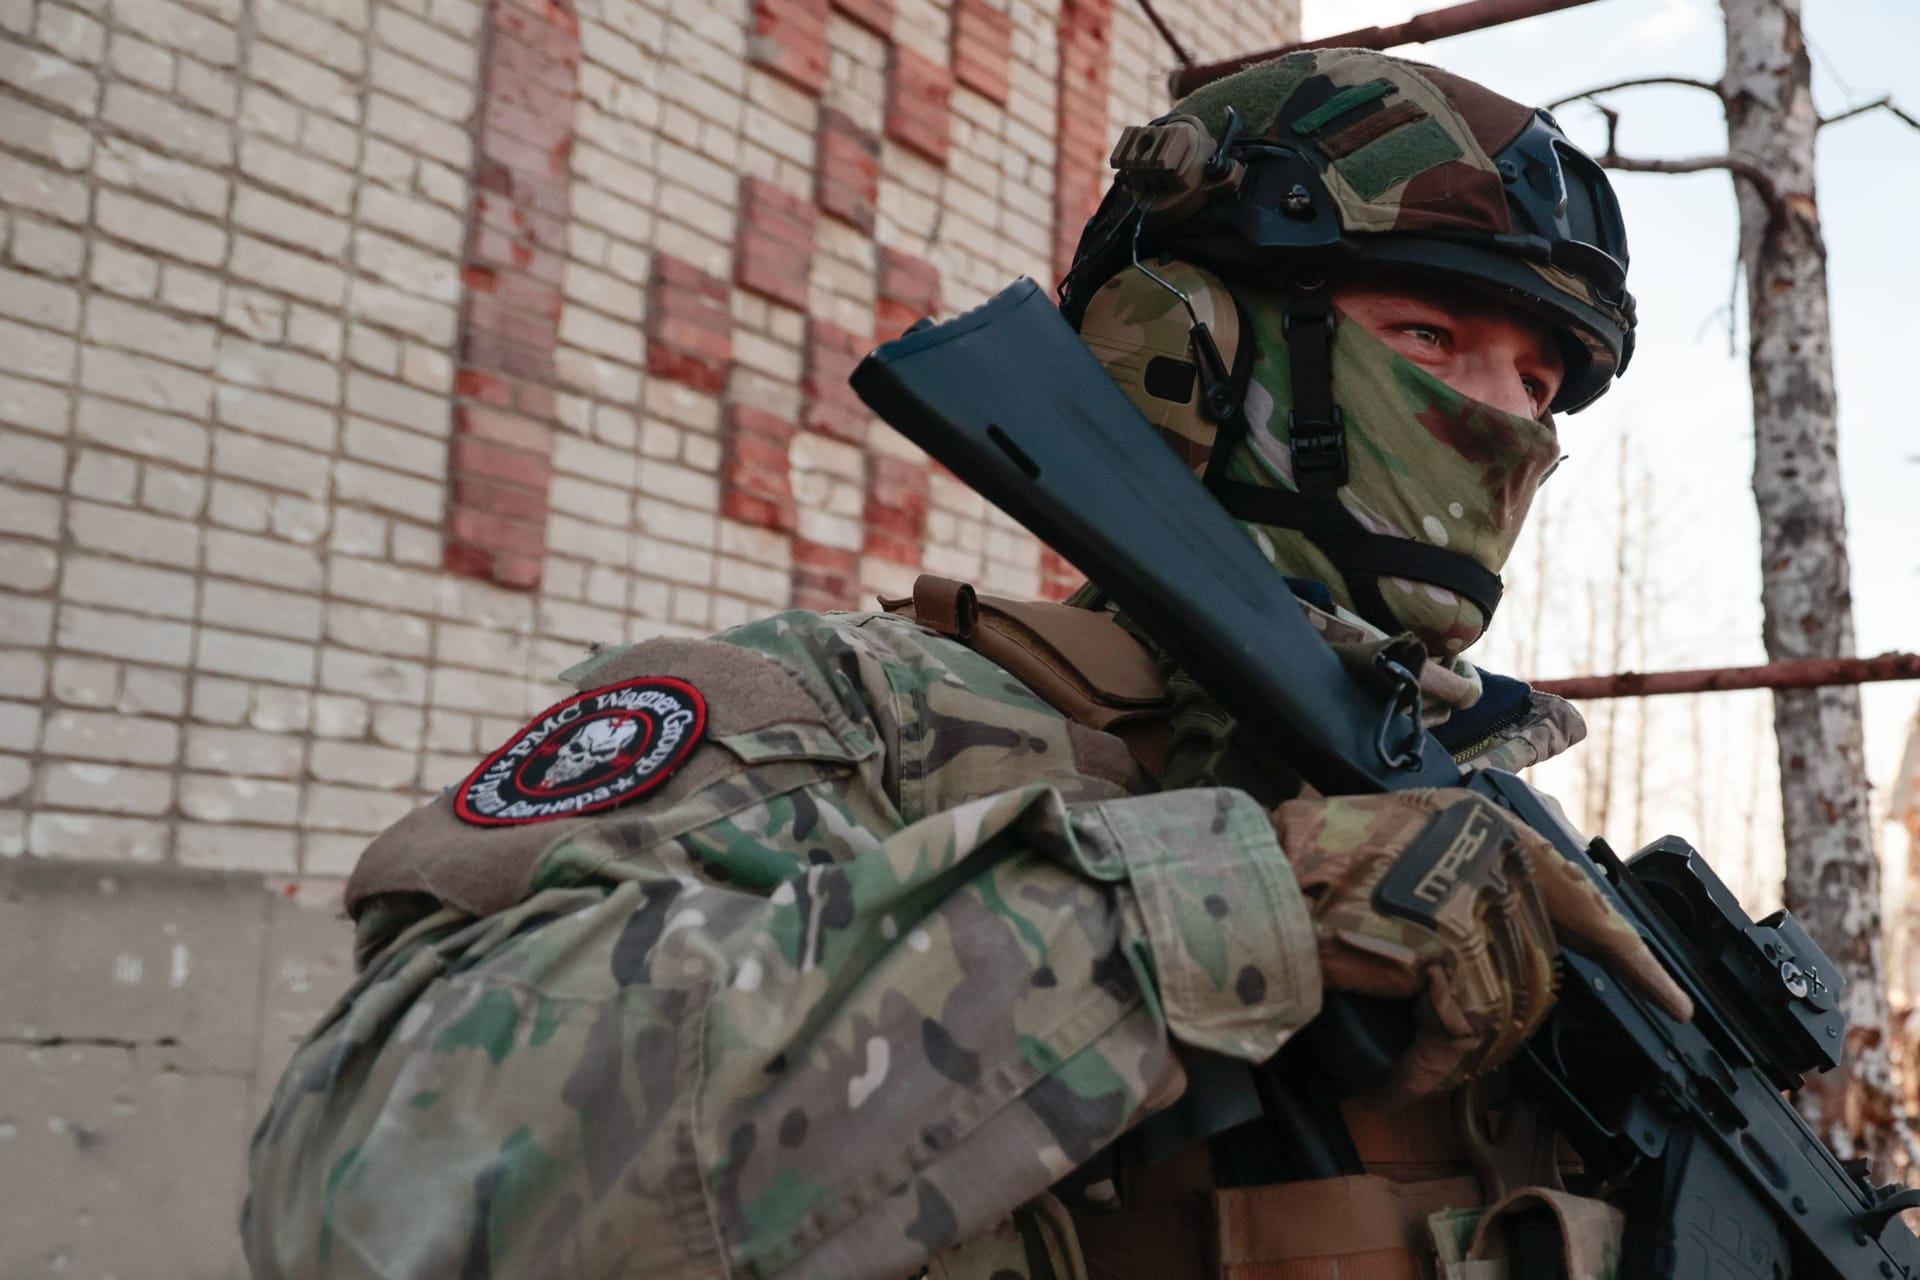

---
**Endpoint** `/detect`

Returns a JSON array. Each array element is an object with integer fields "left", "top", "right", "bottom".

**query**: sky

[{"left": 1296, "top": 0, "right": 1920, "bottom": 913}]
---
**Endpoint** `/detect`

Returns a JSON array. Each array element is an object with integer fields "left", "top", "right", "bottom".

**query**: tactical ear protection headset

[{"left": 1060, "top": 83, "right": 1638, "bottom": 639}]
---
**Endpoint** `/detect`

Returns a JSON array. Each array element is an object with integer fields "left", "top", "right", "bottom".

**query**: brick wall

[{"left": 0, "top": 0, "right": 1296, "bottom": 1270}]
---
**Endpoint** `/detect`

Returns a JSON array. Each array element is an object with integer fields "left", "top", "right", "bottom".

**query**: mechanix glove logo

[{"left": 453, "top": 677, "right": 708, "bottom": 826}]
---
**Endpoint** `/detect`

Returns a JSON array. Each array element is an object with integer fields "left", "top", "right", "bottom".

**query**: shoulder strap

[{"left": 882, "top": 575, "right": 1174, "bottom": 776}]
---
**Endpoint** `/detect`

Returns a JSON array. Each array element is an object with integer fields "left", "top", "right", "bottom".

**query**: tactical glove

[{"left": 1274, "top": 789, "right": 1693, "bottom": 1101}]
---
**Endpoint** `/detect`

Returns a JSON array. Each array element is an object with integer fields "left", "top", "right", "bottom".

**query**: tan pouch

[
  {"left": 1214, "top": 1172, "right": 1484, "bottom": 1280},
  {"left": 881, "top": 575, "right": 1174, "bottom": 775}
]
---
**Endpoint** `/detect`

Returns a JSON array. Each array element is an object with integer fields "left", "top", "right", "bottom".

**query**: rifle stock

[{"left": 852, "top": 278, "right": 1920, "bottom": 1279}]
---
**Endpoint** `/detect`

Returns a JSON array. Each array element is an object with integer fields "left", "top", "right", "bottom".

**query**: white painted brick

[
  {"left": 51, "top": 654, "right": 117, "bottom": 706},
  {"left": 416, "top": 156, "right": 463, "bottom": 210},
  {"left": 310, "top": 739, "right": 417, "bottom": 788},
  {"left": 0, "top": 427, "right": 64, "bottom": 488},
  {"left": 197, "top": 626, "right": 315, "bottom": 683},
  {"left": 365, "top": 91, "right": 469, "bottom": 168},
  {"left": 178, "top": 55, "right": 237, "bottom": 117},
  {"left": 180, "top": 773, "right": 300, "bottom": 824},
  {"left": 0, "top": 265, "right": 79, "bottom": 332},
  {"left": 224, "top": 286, "right": 288, "bottom": 343},
  {"left": 355, "top": 182, "right": 463, "bottom": 255},
  {"left": 0, "top": 596, "right": 51, "bottom": 645},
  {"left": 424, "top": 706, "right": 473, "bottom": 752},
  {"left": 176, "top": 822, "right": 298, "bottom": 871},
  {"left": 327, "top": 554, "right": 436, "bottom": 609},
  {"left": 366, "top": 44, "right": 470, "bottom": 123},
  {"left": 548, "top": 474, "right": 629, "bottom": 527},
  {"left": 429, "top": 665, "right": 540, "bottom": 715},
  {"left": 94, "top": 189, "right": 227, "bottom": 266},
  {"left": 113, "top": 0, "right": 235, "bottom": 64},
  {"left": 189, "top": 675, "right": 249, "bottom": 724},
  {"left": 433, "top": 621, "right": 529, "bottom": 673},
  {"left": 296, "top": 0, "right": 371, "bottom": 33},
  {"left": 347, "top": 324, "right": 400, "bottom": 375},
  {"left": 107, "top": 31, "right": 173, "bottom": 89},
  {"left": 67, "top": 496, "right": 198, "bottom": 566},
  {"left": 28, "top": 812, "right": 169, "bottom": 861},
  {"left": 210, "top": 429, "right": 330, "bottom": 499},
  {"left": 400, "top": 341, "right": 452, "bottom": 393},
  {"left": 287, "top": 305, "right": 345, "bottom": 358},
  {"left": 340, "top": 417, "right": 442, "bottom": 480},
  {"left": 269, "top": 494, "right": 329, "bottom": 545},
  {"left": 89, "top": 240, "right": 160, "bottom": 298},
  {"left": 216, "top": 384, "right": 338, "bottom": 452},
  {"left": 546, "top": 513, "right": 627, "bottom": 565},
  {"left": 94, "top": 136, "right": 228, "bottom": 217},
  {"left": 101, "top": 82, "right": 231, "bottom": 166},
  {"left": 205, "top": 528, "right": 323, "bottom": 590},
  {"left": 248, "top": 40, "right": 358, "bottom": 120},
  {"left": 0, "top": 480, "right": 59, "bottom": 539},
  {"left": 186, "top": 724, "right": 303, "bottom": 776},
  {"left": 302, "top": 781, "right": 416, "bottom": 833},
  {"left": 39, "top": 760, "right": 174, "bottom": 813},
  {"left": 9, "top": 216, "right": 83, "bottom": 277},
  {"left": 42, "top": 706, "right": 177, "bottom": 763},
  {"left": 76, "top": 396, "right": 210, "bottom": 468},
  {"left": 236, "top": 136, "right": 353, "bottom": 214},
  {"left": 359, "top": 134, "right": 415, "bottom": 187},
  {"left": 216, "top": 338, "right": 341, "bottom": 404},
  {"left": 81, "top": 347, "right": 214, "bottom": 417},
  {"left": 61, "top": 553, "right": 196, "bottom": 618},
  {"left": 230, "top": 234, "right": 349, "bottom": 306},
  {"left": 56, "top": 602, "right": 194, "bottom": 665},
  {"left": 232, "top": 184, "right": 351, "bottom": 259},
  {"left": 251, "top": 682, "right": 310, "bottom": 732},
  {"left": 312, "top": 692, "right": 367, "bottom": 738},
  {"left": 139, "top": 464, "right": 205, "bottom": 517},
  {"left": 371, "top": 703, "right": 423, "bottom": 749},
  {"left": 324, "top": 601, "right": 429, "bottom": 658},
  {"left": 0, "top": 38, "right": 99, "bottom": 116},
  {"left": 333, "top": 459, "right": 442, "bottom": 517},
  {"left": 318, "top": 646, "right": 427, "bottom": 704},
  {"left": 208, "top": 478, "right": 270, "bottom": 532},
  {"left": 200, "top": 578, "right": 323, "bottom": 641},
  {"left": 428, "top": 0, "right": 483, "bottom": 37},
  {"left": 69, "top": 449, "right": 136, "bottom": 501},
  {"left": 0, "top": 152, "right": 86, "bottom": 227},
  {"left": 0, "top": 95, "right": 90, "bottom": 170},
  {"left": 36, "top": 3, "right": 103, "bottom": 62},
  {"left": 372, "top": 6, "right": 471, "bottom": 74},
  {"left": 85, "top": 295, "right": 218, "bottom": 368},
  {"left": 0, "top": 650, "right": 47, "bottom": 698},
  {"left": 344, "top": 369, "right": 447, "bottom": 435},
  {"left": 119, "top": 665, "right": 186, "bottom": 715},
  {"left": 352, "top": 229, "right": 459, "bottom": 305},
  {"left": 303, "top": 110, "right": 360, "bottom": 169},
  {"left": 256, "top": 0, "right": 364, "bottom": 74},
  {"left": 0, "top": 697, "right": 43, "bottom": 755},
  {"left": 553, "top": 348, "right": 641, "bottom": 405},
  {"left": 0, "top": 754, "right": 25, "bottom": 803},
  {"left": 159, "top": 263, "right": 223, "bottom": 316},
  {"left": 347, "top": 277, "right": 457, "bottom": 348}
]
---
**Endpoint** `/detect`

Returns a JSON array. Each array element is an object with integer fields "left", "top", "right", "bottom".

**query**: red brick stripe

[
  {"left": 951, "top": 0, "right": 1012, "bottom": 105},
  {"left": 646, "top": 255, "right": 732, "bottom": 395},
  {"left": 829, "top": 0, "right": 892, "bottom": 38},
  {"left": 886, "top": 45, "right": 953, "bottom": 166},
  {"left": 789, "top": 537, "right": 860, "bottom": 612},
  {"left": 447, "top": 0, "right": 581, "bottom": 590},
  {"left": 720, "top": 405, "right": 799, "bottom": 534},
  {"left": 748, "top": 0, "right": 830, "bottom": 95},
  {"left": 864, "top": 454, "right": 929, "bottom": 567},
  {"left": 801, "top": 318, "right": 870, "bottom": 444},
  {"left": 1053, "top": 0, "right": 1114, "bottom": 281},
  {"left": 736, "top": 177, "right": 817, "bottom": 312},
  {"left": 875, "top": 246, "right": 940, "bottom": 342},
  {"left": 817, "top": 107, "right": 881, "bottom": 235}
]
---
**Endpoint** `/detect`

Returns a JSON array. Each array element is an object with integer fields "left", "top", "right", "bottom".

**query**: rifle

[{"left": 851, "top": 278, "right": 1920, "bottom": 1279}]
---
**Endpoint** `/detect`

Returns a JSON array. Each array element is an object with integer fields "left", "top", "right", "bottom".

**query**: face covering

[{"left": 1226, "top": 288, "right": 1564, "bottom": 656}]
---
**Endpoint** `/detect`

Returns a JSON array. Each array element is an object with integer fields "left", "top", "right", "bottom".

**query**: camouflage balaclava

[
  {"left": 1064, "top": 49, "right": 1635, "bottom": 657},
  {"left": 1081, "top": 259, "right": 1560, "bottom": 655}
]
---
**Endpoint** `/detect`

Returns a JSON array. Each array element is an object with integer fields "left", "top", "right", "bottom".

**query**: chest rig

[{"left": 885, "top": 575, "right": 1587, "bottom": 1280}]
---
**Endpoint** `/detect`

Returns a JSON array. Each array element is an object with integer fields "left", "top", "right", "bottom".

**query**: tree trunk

[{"left": 1723, "top": 0, "right": 1891, "bottom": 1163}]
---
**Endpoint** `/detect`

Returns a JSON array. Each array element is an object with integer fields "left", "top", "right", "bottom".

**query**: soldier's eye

[{"left": 1399, "top": 324, "right": 1446, "bottom": 347}]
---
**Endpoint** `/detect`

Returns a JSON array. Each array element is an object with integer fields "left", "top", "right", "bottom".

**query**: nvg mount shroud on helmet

[{"left": 853, "top": 278, "right": 1920, "bottom": 1280}]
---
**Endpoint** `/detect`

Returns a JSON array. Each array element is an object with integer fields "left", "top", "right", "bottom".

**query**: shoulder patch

[{"left": 453, "top": 677, "right": 708, "bottom": 826}]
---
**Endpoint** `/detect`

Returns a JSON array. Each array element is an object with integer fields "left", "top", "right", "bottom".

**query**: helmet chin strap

[{"left": 1192, "top": 296, "right": 1506, "bottom": 640}]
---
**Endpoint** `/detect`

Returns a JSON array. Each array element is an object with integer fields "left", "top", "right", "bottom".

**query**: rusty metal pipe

[
  {"left": 1532, "top": 653, "right": 1920, "bottom": 700},
  {"left": 1169, "top": 0, "right": 1608, "bottom": 98}
]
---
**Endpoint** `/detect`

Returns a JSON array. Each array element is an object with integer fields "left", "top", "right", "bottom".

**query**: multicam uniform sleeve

[{"left": 243, "top": 613, "right": 1321, "bottom": 1280}]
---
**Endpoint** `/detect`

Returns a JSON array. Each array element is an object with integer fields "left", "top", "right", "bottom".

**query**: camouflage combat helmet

[{"left": 1061, "top": 49, "right": 1636, "bottom": 651}]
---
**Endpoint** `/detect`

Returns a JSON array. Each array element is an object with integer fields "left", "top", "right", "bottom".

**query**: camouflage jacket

[{"left": 244, "top": 605, "right": 1582, "bottom": 1280}]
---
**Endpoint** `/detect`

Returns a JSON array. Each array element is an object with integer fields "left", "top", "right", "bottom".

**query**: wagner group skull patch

[{"left": 453, "top": 677, "right": 708, "bottom": 826}]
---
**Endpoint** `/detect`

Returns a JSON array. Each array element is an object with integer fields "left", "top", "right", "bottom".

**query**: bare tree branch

[
  {"left": 1547, "top": 75, "right": 1723, "bottom": 109},
  {"left": 1583, "top": 104, "right": 1790, "bottom": 225},
  {"left": 1819, "top": 95, "right": 1920, "bottom": 132}
]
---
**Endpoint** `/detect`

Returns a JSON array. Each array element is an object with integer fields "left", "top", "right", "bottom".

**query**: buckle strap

[{"left": 1282, "top": 300, "right": 1347, "bottom": 495}]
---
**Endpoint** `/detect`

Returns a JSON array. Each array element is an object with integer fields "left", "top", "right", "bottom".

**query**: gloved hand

[{"left": 1274, "top": 788, "right": 1693, "bottom": 1101}]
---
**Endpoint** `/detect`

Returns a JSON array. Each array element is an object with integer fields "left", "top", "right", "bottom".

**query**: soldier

[{"left": 245, "top": 50, "right": 1690, "bottom": 1280}]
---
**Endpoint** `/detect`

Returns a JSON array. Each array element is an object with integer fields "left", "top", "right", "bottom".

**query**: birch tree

[{"left": 1553, "top": 0, "right": 1919, "bottom": 1162}]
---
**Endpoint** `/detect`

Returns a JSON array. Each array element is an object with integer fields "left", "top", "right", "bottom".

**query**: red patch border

[{"left": 452, "top": 676, "right": 709, "bottom": 827}]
